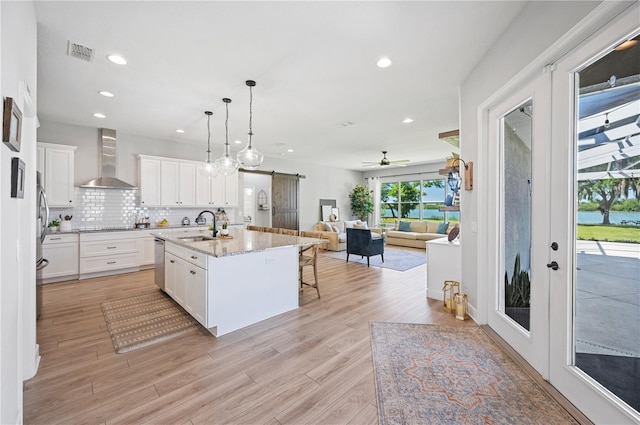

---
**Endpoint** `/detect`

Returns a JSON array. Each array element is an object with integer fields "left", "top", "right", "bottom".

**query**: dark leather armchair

[{"left": 346, "top": 228, "right": 384, "bottom": 267}]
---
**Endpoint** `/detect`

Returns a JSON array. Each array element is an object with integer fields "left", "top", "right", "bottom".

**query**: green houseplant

[
  {"left": 504, "top": 253, "right": 531, "bottom": 329},
  {"left": 349, "top": 184, "right": 374, "bottom": 221}
]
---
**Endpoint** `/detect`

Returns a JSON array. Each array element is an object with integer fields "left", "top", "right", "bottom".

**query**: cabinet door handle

[
  {"left": 50, "top": 237, "right": 62, "bottom": 241},
  {"left": 170, "top": 260, "right": 175, "bottom": 264},
  {"left": 107, "top": 246, "right": 116, "bottom": 249},
  {"left": 107, "top": 261, "right": 116, "bottom": 264},
  {"left": 190, "top": 270, "right": 196, "bottom": 275}
]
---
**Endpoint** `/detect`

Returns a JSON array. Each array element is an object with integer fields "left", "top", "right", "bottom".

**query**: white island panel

[{"left": 207, "top": 245, "right": 298, "bottom": 336}]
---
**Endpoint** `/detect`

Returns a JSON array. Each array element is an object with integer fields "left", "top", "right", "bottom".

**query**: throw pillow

[
  {"left": 324, "top": 222, "right": 333, "bottom": 232},
  {"left": 331, "top": 225, "right": 340, "bottom": 233},
  {"left": 437, "top": 222, "right": 449, "bottom": 234},
  {"left": 398, "top": 220, "right": 411, "bottom": 232},
  {"left": 344, "top": 220, "right": 358, "bottom": 229},
  {"left": 354, "top": 223, "right": 367, "bottom": 229}
]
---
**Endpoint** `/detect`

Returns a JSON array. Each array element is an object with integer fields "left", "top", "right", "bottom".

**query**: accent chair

[{"left": 346, "top": 228, "right": 384, "bottom": 267}]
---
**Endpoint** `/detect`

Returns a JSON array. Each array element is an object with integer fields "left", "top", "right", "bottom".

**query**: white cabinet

[
  {"left": 41, "top": 233, "right": 79, "bottom": 282},
  {"left": 164, "top": 242, "right": 208, "bottom": 327},
  {"left": 138, "top": 156, "right": 161, "bottom": 206},
  {"left": 426, "top": 238, "right": 461, "bottom": 301},
  {"left": 79, "top": 232, "right": 139, "bottom": 278},
  {"left": 137, "top": 230, "right": 155, "bottom": 268},
  {"left": 165, "top": 252, "right": 178, "bottom": 297},
  {"left": 160, "top": 160, "right": 196, "bottom": 206},
  {"left": 196, "top": 173, "right": 238, "bottom": 207},
  {"left": 38, "top": 143, "right": 76, "bottom": 207}
]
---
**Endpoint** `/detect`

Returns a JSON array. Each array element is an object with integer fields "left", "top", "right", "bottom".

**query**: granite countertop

[{"left": 153, "top": 227, "right": 326, "bottom": 258}]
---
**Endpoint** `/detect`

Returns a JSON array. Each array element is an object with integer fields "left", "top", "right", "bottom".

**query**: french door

[
  {"left": 548, "top": 5, "right": 639, "bottom": 423},
  {"left": 487, "top": 72, "right": 552, "bottom": 379}
]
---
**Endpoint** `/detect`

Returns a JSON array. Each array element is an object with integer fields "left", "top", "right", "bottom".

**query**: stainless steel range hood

[{"left": 80, "top": 128, "right": 136, "bottom": 189}]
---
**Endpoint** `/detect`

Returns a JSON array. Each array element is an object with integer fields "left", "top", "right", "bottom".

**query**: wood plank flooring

[{"left": 23, "top": 248, "right": 572, "bottom": 424}]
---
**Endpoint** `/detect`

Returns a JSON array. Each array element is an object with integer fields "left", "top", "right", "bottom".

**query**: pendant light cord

[
  {"left": 205, "top": 111, "right": 212, "bottom": 163},
  {"left": 248, "top": 83, "right": 253, "bottom": 148},
  {"left": 224, "top": 100, "right": 230, "bottom": 155}
]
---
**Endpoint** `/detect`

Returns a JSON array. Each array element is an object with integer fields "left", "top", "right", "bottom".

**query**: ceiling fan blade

[{"left": 388, "top": 160, "right": 410, "bottom": 164}]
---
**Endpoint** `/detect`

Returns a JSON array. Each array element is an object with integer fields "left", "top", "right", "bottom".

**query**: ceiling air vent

[{"left": 67, "top": 41, "right": 95, "bottom": 62}]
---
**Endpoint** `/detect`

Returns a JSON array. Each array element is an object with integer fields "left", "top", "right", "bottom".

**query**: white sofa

[{"left": 385, "top": 220, "right": 452, "bottom": 249}]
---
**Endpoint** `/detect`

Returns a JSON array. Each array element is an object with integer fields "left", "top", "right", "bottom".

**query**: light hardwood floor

[{"left": 24, "top": 249, "right": 579, "bottom": 425}]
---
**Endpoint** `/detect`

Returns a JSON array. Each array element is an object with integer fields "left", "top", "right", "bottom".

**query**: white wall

[
  {"left": 38, "top": 119, "right": 363, "bottom": 233},
  {"left": 459, "top": 1, "right": 600, "bottom": 320},
  {"left": 1, "top": 1, "right": 38, "bottom": 423}
]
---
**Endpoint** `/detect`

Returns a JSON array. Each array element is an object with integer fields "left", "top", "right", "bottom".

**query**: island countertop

[{"left": 152, "top": 227, "right": 325, "bottom": 258}]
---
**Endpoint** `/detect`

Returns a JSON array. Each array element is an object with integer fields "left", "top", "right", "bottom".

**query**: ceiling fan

[{"left": 362, "top": 151, "right": 410, "bottom": 167}]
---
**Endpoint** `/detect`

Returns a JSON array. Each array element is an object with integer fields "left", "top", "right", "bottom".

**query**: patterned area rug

[
  {"left": 370, "top": 323, "right": 579, "bottom": 425},
  {"left": 101, "top": 290, "right": 199, "bottom": 354},
  {"left": 323, "top": 247, "right": 425, "bottom": 271}
]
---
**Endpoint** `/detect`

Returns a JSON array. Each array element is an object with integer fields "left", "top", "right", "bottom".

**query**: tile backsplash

[{"left": 50, "top": 187, "right": 235, "bottom": 229}]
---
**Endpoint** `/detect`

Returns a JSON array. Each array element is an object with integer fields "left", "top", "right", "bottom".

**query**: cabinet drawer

[
  {"left": 79, "top": 253, "right": 139, "bottom": 274},
  {"left": 183, "top": 248, "right": 207, "bottom": 269},
  {"left": 44, "top": 233, "right": 78, "bottom": 244},
  {"left": 81, "top": 239, "right": 138, "bottom": 257}
]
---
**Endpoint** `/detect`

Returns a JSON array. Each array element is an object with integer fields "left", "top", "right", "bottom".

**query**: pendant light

[
  {"left": 214, "top": 98, "right": 240, "bottom": 176},
  {"left": 237, "top": 80, "right": 264, "bottom": 170},
  {"left": 198, "top": 110, "right": 219, "bottom": 178}
]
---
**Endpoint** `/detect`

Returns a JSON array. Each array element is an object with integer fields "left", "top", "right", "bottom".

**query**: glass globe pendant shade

[
  {"left": 214, "top": 98, "right": 239, "bottom": 176},
  {"left": 237, "top": 79, "right": 263, "bottom": 170},
  {"left": 237, "top": 139, "right": 264, "bottom": 170},
  {"left": 447, "top": 171, "right": 460, "bottom": 193},
  {"left": 199, "top": 110, "right": 219, "bottom": 178}
]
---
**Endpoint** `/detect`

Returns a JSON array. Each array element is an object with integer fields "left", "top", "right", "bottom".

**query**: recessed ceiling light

[
  {"left": 93, "top": 113, "right": 106, "bottom": 119},
  {"left": 176, "top": 129, "right": 184, "bottom": 134},
  {"left": 99, "top": 91, "right": 115, "bottom": 97},
  {"left": 376, "top": 57, "right": 392, "bottom": 68},
  {"left": 107, "top": 54, "right": 127, "bottom": 65},
  {"left": 287, "top": 148, "right": 294, "bottom": 153},
  {"left": 402, "top": 118, "right": 414, "bottom": 124},
  {"left": 234, "top": 139, "right": 242, "bottom": 144}
]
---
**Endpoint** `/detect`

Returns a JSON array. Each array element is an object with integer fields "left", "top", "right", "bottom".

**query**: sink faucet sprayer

[{"left": 195, "top": 210, "right": 217, "bottom": 238}]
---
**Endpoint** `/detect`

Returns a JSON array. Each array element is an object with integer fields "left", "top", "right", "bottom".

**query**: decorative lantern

[
  {"left": 454, "top": 292, "right": 468, "bottom": 320},
  {"left": 442, "top": 281, "right": 460, "bottom": 313}
]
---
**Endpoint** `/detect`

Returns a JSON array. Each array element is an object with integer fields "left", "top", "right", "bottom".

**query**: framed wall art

[
  {"left": 11, "top": 157, "right": 25, "bottom": 198},
  {"left": 3, "top": 97, "right": 22, "bottom": 152}
]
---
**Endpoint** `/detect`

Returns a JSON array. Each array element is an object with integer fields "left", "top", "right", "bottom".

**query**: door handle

[{"left": 546, "top": 261, "right": 559, "bottom": 270}]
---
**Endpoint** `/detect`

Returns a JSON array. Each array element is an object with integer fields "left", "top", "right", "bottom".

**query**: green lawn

[{"left": 577, "top": 224, "right": 640, "bottom": 244}]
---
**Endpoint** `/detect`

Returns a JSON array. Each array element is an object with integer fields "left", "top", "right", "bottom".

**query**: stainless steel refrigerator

[{"left": 36, "top": 171, "right": 50, "bottom": 319}]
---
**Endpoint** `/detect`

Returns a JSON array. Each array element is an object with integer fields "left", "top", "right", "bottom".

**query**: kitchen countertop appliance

[{"left": 154, "top": 237, "right": 165, "bottom": 291}]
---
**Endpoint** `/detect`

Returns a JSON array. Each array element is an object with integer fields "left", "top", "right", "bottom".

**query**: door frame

[{"left": 548, "top": 4, "right": 640, "bottom": 423}]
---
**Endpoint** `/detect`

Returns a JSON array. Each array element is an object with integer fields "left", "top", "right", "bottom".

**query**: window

[{"left": 380, "top": 178, "right": 457, "bottom": 224}]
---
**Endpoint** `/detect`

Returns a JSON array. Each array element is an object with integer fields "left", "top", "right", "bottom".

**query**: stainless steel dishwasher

[{"left": 154, "top": 238, "right": 165, "bottom": 291}]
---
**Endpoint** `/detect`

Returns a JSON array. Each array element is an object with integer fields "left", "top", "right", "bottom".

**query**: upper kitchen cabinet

[
  {"left": 195, "top": 172, "right": 238, "bottom": 207},
  {"left": 37, "top": 143, "right": 77, "bottom": 206},
  {"left": 138, "top": 155, "right": 161, "bottom": 206},
  {"left": 160, "top": 160, "right": 196, "bottom": 206}
]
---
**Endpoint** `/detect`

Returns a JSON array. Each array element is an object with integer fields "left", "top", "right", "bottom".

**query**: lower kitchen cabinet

[
  {"left": 41, "top": 233, "right": 79, "bottom": 282},
  {"left": 164, "top": 242, "right": 208, "bottom": 327},
  {"left": 79, "top": 232, "right": 140, "bottom": 278}
]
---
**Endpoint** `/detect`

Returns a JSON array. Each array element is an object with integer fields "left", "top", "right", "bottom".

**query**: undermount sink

[{"left": 177, "top": 235, "right": 214, "bottom": 242}]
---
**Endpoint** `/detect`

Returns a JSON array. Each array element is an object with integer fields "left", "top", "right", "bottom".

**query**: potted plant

[
  {"left": 48, "top": 219, "right": 60, "bottom": 232},
  {"left": 349, "top": 184, "right": 374, "bottom": 222},
  {"left": 220, "top": 221, "right": 229, "bottom": 236},
  {"left": 504, "top": 253, "right": 531, "bottom": 330}
]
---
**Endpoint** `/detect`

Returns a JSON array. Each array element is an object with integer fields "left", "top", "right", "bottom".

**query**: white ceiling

[{"left": 34, "top": 1, "right": 526, "bottom": 171}]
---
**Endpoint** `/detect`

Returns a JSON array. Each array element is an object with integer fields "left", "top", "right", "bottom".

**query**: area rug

[
  {"left": 101, "top": 290, "right": 199, "bottom": 354},
  {"left": 370, "top": 322, "right": 579, "bottom": 425},
  {"left": 323, "top": 247, "right": 425, "bottom": 271}
]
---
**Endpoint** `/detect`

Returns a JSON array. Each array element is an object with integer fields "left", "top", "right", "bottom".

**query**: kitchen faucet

[{"left": 195, "top": 210, "right": 217, "bottom": 237}]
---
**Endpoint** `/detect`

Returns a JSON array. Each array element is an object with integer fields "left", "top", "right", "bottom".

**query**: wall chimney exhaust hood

[{"left": 80, "top": 128, "right": 136, "bottom": 189}]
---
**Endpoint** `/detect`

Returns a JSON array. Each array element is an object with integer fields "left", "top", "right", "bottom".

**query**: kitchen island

[{"left": 153, "top": 227, "right": 324, "bottom": 337}]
